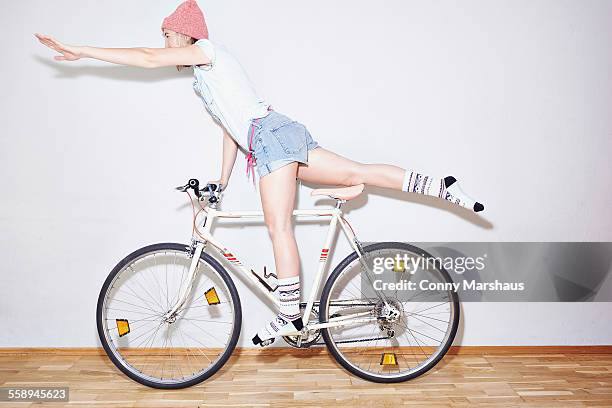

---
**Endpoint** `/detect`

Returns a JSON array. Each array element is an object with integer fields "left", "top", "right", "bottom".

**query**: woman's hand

[{"left": 35, "top": 33, "right": 83, "bottom": 61}]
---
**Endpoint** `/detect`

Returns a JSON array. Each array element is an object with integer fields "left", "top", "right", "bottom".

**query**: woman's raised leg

[
  {"left": 252, "top": 162, "right": 305, "bottom": 346},
  {"left": 297, "top": 147, "right": 484, "bottom": 212}
]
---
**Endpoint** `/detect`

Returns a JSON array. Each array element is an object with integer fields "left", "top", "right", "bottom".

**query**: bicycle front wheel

[
  {"left": 96, "top": 243, "right": 241, "bottom": 389},
  {"left": 320, "top": 242, "right": 460, "bottom": 383}
]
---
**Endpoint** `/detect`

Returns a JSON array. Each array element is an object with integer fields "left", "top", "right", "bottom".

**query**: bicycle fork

[{"left": 163, "top": 238, "right": 206, "bottom": 320}]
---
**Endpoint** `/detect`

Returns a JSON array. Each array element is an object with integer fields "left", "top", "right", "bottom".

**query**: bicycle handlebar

[{"left": 175, "top": 178, "right": 224, "bottom": 205}]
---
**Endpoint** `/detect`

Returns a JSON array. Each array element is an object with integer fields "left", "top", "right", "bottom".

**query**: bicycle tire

[
  {"left": 319, "top": 241, "right": 460, "bottom": 383},
  {"left": 96, "top": 242, "right": 242, "bottom": 389}
]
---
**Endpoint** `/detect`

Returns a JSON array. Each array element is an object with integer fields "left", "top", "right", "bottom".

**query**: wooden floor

[{"left": 1, "top": 346, "right": 611, "bottom": 407}]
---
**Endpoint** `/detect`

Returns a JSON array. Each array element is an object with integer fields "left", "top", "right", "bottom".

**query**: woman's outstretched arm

[{"left": 34, "top": 33, "right": 210, "bottom": 68}]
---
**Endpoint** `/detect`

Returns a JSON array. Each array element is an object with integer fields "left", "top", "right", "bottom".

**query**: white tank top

[{"left": 192, "top": 39, "right": 271, "bottom": 152}]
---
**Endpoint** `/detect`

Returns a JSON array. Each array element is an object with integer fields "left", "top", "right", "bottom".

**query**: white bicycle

[{"left": 96, "top": 178, "right": 460, "bottom": 388}]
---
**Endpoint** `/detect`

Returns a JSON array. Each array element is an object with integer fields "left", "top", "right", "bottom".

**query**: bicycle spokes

[
  {"left": 322, "top": 244, "right": 459, "bottom": 380},
  {"left": 99, "top": 248, "right": 238, "bottom": 386}
]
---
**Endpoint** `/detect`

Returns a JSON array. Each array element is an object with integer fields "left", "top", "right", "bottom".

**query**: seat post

[{"left": 335, "top": 199, "right": 346, "bottom": 209}]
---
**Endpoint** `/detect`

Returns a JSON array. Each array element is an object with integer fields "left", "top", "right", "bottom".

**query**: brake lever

[
  {"left": 198, "top": 183, "right": 224, "bottom": 195},
  {"left": 198, "top": 183, "right": 224, "bottom": 204}
]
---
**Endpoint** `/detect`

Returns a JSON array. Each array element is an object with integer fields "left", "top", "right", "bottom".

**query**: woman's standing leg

[
  {"left": 298, "top": 147, "right": 484, "bottom": 212},
  {"left": 252, "top": 162, "right": 305, "bottom": 345}
]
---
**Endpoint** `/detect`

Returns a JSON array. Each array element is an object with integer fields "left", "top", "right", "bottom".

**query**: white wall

[{"left": 1, "top": 0, "right": 611, "bottom": 347}]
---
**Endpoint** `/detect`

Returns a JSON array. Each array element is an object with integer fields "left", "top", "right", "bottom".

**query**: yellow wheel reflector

[
  {"left": 205, "top": 287, "right": 220, "bottom": 305},
  {"left": 116, "top": 319, "right": 130, "bottom": 337},
  {"left": 393, "top": 259, "right": 406, "bottom": 272},
  {"left": 380, "top": 353, "right": 398, "bottom": 366}
]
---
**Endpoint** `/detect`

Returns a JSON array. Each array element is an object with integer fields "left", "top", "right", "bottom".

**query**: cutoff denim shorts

[{"left": 247, "top": 111, "right": 321, "bottom": 178}]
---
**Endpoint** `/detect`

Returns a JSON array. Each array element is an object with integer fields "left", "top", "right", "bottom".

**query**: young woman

[{"left": 35, "top": 0, "right": 484, "bottom": 347}]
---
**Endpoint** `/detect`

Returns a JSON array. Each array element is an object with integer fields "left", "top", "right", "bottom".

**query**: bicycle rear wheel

[
  {"left": 96, "top": 243, "right": 241, "bottom": 389},
  {"left": 319, "top": 242, "right": 459, "bottom": 383}
]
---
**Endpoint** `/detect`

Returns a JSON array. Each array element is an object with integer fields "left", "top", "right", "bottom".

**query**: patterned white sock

[
  {"left": 276, "top": 276, "right": 301, "bottom": 321},
  {"left": 252, "top": 275, "right": 303, "bottom": 345},
  {"left": 402, "top": 170, "right": 484, "bottom": 212}
]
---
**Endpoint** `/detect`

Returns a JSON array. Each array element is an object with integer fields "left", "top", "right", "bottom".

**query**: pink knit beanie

[{"left": 161, "top": 0, "right": 209, "bottom": 40}]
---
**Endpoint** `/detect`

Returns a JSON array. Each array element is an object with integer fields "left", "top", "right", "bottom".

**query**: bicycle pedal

[
  {"left": 260, "top": 338, "right": 275, "bottom": 347},
  {"left": 252, "top": 333, "right": 276, "bottom": 347}
]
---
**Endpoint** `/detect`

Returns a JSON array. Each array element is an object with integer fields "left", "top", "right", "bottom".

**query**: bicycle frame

[{"left": 165, "top": 202, "right": 382, "bottom": 332}]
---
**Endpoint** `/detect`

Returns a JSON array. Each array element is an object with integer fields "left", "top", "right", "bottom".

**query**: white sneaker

[{"left": 252, "top": 316, "right": 304, "bottom": 346}]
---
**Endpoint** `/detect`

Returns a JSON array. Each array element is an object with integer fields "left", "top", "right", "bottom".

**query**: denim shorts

[{"left": 247, "top": 111, "right": 321, "bottom": 178}]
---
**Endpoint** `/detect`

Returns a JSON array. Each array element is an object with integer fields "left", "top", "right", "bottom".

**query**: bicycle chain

[{"left": 301, "top": 301, "right": 392, "bottom": 346}]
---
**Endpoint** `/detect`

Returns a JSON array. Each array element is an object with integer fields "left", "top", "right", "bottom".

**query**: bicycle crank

[{"left": 283, "top": 304, "right": 322, "bottom": 348}]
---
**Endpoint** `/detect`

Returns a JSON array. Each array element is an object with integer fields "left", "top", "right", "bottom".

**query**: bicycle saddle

[{"left": 311, "top": 184, "right": 365, "bottom": 201}]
